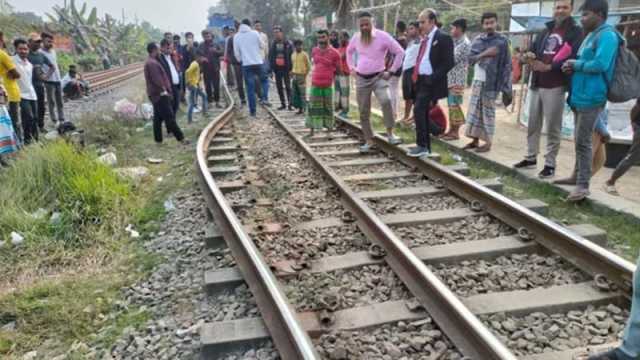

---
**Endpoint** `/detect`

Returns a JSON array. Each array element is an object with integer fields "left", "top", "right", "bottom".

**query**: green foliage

[{"left": 0, "top": 141, "right": 131, "bottom": 248}]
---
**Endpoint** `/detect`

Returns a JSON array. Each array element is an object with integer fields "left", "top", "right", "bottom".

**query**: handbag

[{"left": 0, "top": 105, "right": 19, "bottom": 155}]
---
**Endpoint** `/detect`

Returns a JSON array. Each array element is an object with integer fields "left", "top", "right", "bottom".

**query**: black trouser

[
  {"left": 34, "top": 84, "right": 46, "bottom": 129},
  {"left": 152, "top": 96, "right": 184, "bottom": 143},
  {"left": 20, "top": 99, "right": 38, "bottom": 144},
  {"left": 8, "top": 101, "right": 22, "bottom": 144},
  {"left": 274, "top": 69, "right": 292, "bottom": 107},
  {"left": 233, "top": 63, "right": 245, "bottom": 101},
  {"left": 413, "top": 76, "right": 436, "bottom": 151},
  {"left": 171, "top": 84, "right": 181, "bottom": 114},
  {"left": 226, "top": 64, "right": 235, "bottom": 88},
  {"left": 203, "top": 67, "right": 221, "bottom": 103}
]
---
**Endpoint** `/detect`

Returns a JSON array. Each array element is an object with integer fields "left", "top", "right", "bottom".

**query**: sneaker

[
  {"left": 359, "top": 143, "right": 372, "bottom": 153},
  {"left": 587, "top": 349, "right": 621, "bottom": 360},
  {"left": 538, "top": 166, "right": 555, "bottom": 179},
  {"left": 277, "top": 105, "right": 286, "bottom": 110},
  {"left": 339, "top": 111, "right": 349, "bottom": 118},
  {"left": 514, "top": 159, "right": 537, "bottom": 169},
  {"left": 193, "top": 108, "right": 201, "bottom": 113},
  {"left": 566, "top": 187, "right": 590, "bottom": 202},
  {"left": 241, "top": 100, "right": 247, "bottom": 105},
  {"left": 387, "top": 134, "right": 402, "bottom": 145},
  {"left": 407, "top": 146, "right": 430, "bottom": 157},
  {"left": 288, "top": 105, "right": 294, "bottom": 111}
]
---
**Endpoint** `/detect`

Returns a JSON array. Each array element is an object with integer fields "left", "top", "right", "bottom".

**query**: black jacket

[
  {"left": 529, "top": 17, "right": 583, "bottom": 89},
  {"left": 269, "top": 39, "right": 294, "bottom": 72},
  {"left": 158, "top": 54, "right": 178, "bottom": 86},
  {"left": 418, "top": 29, "right": 455, "bottom": 101}
]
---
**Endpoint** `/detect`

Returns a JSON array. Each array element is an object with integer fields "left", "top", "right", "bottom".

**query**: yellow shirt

[
  {"left": 0, "top": 49, "right": 20, "bottom": 102},
  {"left": 291, "top": 51, "right": 311, "bottom": 75},
  {"left": 185, "top": 61, "right": 201, "bottom": 87}
]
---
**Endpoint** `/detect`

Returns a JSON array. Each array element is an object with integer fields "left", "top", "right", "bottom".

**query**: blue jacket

[{"left": 569, "top": 23, "right": 620, "bottom": 110}]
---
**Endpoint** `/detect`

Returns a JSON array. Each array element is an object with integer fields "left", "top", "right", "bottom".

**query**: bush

[{"left": 0, "top": 141, "right": 131, "bottom": 247}]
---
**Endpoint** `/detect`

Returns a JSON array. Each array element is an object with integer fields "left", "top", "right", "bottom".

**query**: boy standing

[{"left": 290, "top": 39, "right": 311, "bottom": 115}]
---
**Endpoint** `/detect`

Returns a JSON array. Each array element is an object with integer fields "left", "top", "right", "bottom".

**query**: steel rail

[
  {"left": 335, "top": 115, "right": 637, "bottom": 295},
  {"left": 195, "top": 75, "right": 320, "bottom": 360},
  {"left": 265, "top": 106, "right": 519, "bottom": 360}
]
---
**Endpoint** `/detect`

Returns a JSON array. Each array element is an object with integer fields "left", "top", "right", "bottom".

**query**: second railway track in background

[
  {"left": 195, "top": 76, "right": 636, "bottom": 359},
  {"left": 83, "top": 62, "right": 144, "bottom": 95}
]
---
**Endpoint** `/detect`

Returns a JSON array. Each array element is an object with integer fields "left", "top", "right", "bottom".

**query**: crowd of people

[{"left": 0, "top": 31, "right": 89, "bottom": 155}]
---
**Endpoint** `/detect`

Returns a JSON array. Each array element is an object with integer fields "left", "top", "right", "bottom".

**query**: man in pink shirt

[{"left": 347, "top": 11, "right": 405, "bottom": 153}]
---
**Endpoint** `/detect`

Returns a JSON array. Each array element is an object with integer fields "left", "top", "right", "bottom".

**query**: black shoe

[
  {"left": 288, "top": 105, "right": 294, "bottom": 111},
  {"left": 538, "top": 166, "right": 555, "bottom": 179},
  {"left": 513, "top": 159, "right": 537, "bottom": 169},
  {"left": 241, "top": 100, "right": 247, "bottom": 105},
  {"left": 277, "top": 105, "right": 286, "bottom": 110}
]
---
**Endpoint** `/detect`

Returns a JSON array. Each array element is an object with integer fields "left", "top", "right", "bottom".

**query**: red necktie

[{"left": 412, "top": 37, "right": 428, "bottom": 84}]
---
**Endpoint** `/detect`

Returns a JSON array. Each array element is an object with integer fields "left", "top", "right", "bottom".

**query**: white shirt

[
  {"left": 258, "top": 32, "right": 269, "bottom": 60},
  {"left": 418, "top": 26, "right": 439, "bottom": 76},
  {"left": 473, "top": 63, "right": 487, "bottom": 82},
  {"left": 163, "top": 54, "right": 180, "bottom": 85},
  {"left": 12, "top": 55, "right": 37, "bottom": 100},
  {"left": 402, "top": 39, "right": 421, "bottom": 71},
  {"left": 39, "top": 48, "right": 61, "bottom": 82}
]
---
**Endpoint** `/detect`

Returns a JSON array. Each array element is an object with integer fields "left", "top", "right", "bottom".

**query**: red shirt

[
  {"left": 311, "top": 46, "right": 341, "bottom": 87},
  {"left": 338, "top": 46, "right": 350, "bottom": 75}
]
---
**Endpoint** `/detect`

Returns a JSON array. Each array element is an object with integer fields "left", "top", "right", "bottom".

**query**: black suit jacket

[
  {"left": 418, "top": 29, "right": 455, "bottom": 101},
  {"left": 158, "top": 54, "right": 178, "bottom": 88}
]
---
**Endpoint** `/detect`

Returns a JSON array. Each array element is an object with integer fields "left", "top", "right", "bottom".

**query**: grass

[
  {"left": 0, "top": 81, "right": 206, "bottom": 358},
  {"left": 348, "top": 110, "right": 640, "bottom": 261}
]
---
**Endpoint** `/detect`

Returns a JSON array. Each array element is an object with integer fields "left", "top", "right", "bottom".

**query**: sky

[{"left": 12, "top": 0, "right": 215, "bottom": 34}]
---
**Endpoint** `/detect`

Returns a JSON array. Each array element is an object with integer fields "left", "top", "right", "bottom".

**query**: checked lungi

[
  {"left": 306, "top": 86, "right": 334, "bottom": 130},
  {"left": 465, "top": 80, "right": 497, "bottom": 142},
  {"left": 291, "top": 74, "right": 307, "bottom": 110}
]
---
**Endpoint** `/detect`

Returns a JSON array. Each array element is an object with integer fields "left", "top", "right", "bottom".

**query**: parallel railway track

[
  {"left": 195, "top": 76, "right": 636, "bottom": 359},
  {"left": 83, "top": 62, "right": 144, "bottom": 94}
]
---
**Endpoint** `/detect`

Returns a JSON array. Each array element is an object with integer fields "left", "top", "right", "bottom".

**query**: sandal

[
  {"left": 463, "top": 142, "right": 478, "bottom": 150},
  {"left": 603, "top": 183, "right": 619, "bottom": 196},
  {"left": 475, "top": 145, "right": 491, "bottom": 153}
]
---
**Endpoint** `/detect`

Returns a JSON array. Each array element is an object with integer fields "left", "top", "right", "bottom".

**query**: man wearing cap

[{"left": 27, "top": 33, "right": 50, "bottom": 132}]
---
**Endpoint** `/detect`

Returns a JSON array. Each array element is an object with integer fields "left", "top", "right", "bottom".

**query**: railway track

[
  {"left": 195, "top": 77, "right": 636, "bottom": 359},
  {"left": 83, "top": 62, "right": 144, "bottom": 94}
]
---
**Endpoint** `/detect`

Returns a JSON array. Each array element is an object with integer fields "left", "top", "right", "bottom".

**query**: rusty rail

[
  {"left": 264, "top": 106, "right": 519, "bottom": 360},
  {"left": 195, "top": 74, "right": 320, "bottom": 360},
  {"left": 336, "top": 115, "right": 637, "bottom": 296}
]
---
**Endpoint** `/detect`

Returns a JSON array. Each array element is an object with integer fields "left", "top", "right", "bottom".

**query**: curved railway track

[{"left": 195, "top": 76, "right": 636, "bottom": 359}]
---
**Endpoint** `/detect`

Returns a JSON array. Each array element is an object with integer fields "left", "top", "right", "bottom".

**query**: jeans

[
  {"left": 617, "top": 256, "right": 640, "bottom": 360},
  {"left": 572, "top": 107, "right": 603, "bottom": 188},
  {"left": 242, "top": 64, "right": 269, "bottom": 116},
  {"left": 594, "top": 108, "right": 611, "bottom": 137},
  {"left": 20, "top": 99, "right": 38, "bottom": 144},
  {"left": 33, "top": 84, "right": 46, "bottom": 129},
  {"left": 525, "top": 87, "right": 566, "bottom": 168},
  {"left": 274, "top": 69, "right": 292, "bottom": 107},
  {"left": 152, "top": 96, "right": 184, "bottom": 143},
  {"left": 188, "top": 85, "right": 207, "bottom": 123},
  {"left": 44, "top": 81, "right": 65, "bottom": 123}
]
